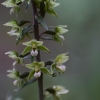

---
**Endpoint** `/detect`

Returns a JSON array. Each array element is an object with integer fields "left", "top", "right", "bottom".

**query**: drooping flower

[
  {"left": 1, "top": 0, "right": 24, "bottom": 14},
  {"left": 44, "top": 85, "right": 69, "bottom": 100},
  {"left": 52, "top": 25, "right": 68, "bottom": 44},
  {"left": 44, "top": 0, "right": 60, "bottom": 17},
  {"left": 51, "top": 53, "right": 69, "bottom": 73},
  {"left": 53, "top": 85, "right": 69, "bottom": 95},
  {"left": 55, "top": 25, "right": 68, "bottom": 34},
  {"left": 5, "top": 51, "right": 24, "bottom": 66},
  {"left": 56, "top": 65, "right": 66, "bottom": 72}
]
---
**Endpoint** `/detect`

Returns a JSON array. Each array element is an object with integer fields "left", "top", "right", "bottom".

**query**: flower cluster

[
  {"left": 2, "top": 0, "right": 69, "bottom": 100},
  {"left": 2, "top": 0, "right": 60, "bottom": 16}
]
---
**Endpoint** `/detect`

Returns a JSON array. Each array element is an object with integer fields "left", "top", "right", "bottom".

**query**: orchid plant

[{"left": 2, "top": 0, "right": 69, "bottom": 100}]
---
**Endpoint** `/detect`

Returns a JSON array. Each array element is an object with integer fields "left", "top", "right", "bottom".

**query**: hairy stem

[{"left": 31, "top": 1, "right": 44, "bottom": 100}]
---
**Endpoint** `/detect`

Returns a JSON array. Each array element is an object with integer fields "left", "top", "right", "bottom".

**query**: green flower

[
  {"left": 8, "top": 27, "right": 22, "bottom": 36},
  {"left": 44, "top": 85, "right": 69, "bottom": 100},
  {"left": 7, "top": 69, "right": 20, "bottom": 79},
  {"left": 7, "top": 69, "right": 20, "bottom": 86},
  {"left": 25, "top": 61, "right": 52, "bottom": 79},
  {"left": 2, "top": 0, "right": 21, "bottom": 14},
  {"left": 10, "top": 5, "right": 20, "bottom": 15},
  {"left": 1, "top": 0, "right": 16, "bottom": 8},
  {"left": 45, "top": 0, "right": 60, "bottom": 17},
  {"left": 53, "top": 25, "right": 68, "bottom": 44},
  {"left": 51, "top": 53, "right": 69, "bottom": 73},
  {"left": 7, "top": 69, "right": 27, "bottom": 87},
  {"left": 4, "top": 20, "right": 32, "bottom": 44},
  {"left": 5, "top": 51, "right": 24, "bottom": 66},
  {"left": 55, "top": 25, "right": 68, "bottom": 34},
  {"left": 4, "top": 20, "right": 23, "bottom": 36},
  {"left": 22, "top": 39, "right": 50, "bottom": 56}
]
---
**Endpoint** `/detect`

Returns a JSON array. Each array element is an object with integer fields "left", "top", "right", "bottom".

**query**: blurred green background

[{"left": 0, "top": 0, "right": 100, "bottom": 100}]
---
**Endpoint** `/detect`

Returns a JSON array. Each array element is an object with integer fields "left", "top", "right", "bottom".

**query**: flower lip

[
  {"left": 59, "top": 35, "right": 65, "bottom": 41},
  {"left": 34, "top": 71, "right": 41, "bottom": 78},
  {"left": 53, "top": 85, "right": 69, "bottom": 94},
  {"left": 13, "top": 80, "right": 18, "bottom": 86},
  {"left": 31, "top": 49, "right": 38, "bottom": 56},
  {"left": 57, "top": 89, "right": 69, "bottom": 94},
  {"left": 13, "top": 60, "right": 19, "bottom": 67},
  {"left": 57, "top": 65, "right": 66, "bottom": 72}
]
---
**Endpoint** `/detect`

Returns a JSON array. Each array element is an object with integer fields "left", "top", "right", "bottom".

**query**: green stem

[{"left": 31, "top": 1, "right": 44, "bottom": 100}]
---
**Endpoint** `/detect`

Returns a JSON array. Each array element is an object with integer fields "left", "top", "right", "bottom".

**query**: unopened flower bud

[
  {"left": 34, "top": 71, "right": 41, "bottom": 78},
  {"left": 57, "top": 65, "right": 66, "bottom": 72},
  {"left": 13, "top": 80, "right": 18, "bottom": 86},
  {"left": 31, "top": 49, "right": 38, "bottom": 56}
]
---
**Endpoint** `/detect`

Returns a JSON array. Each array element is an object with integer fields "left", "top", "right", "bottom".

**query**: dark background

[{"left": 0, "top": 0, "right": 100, "bottom": 100}]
